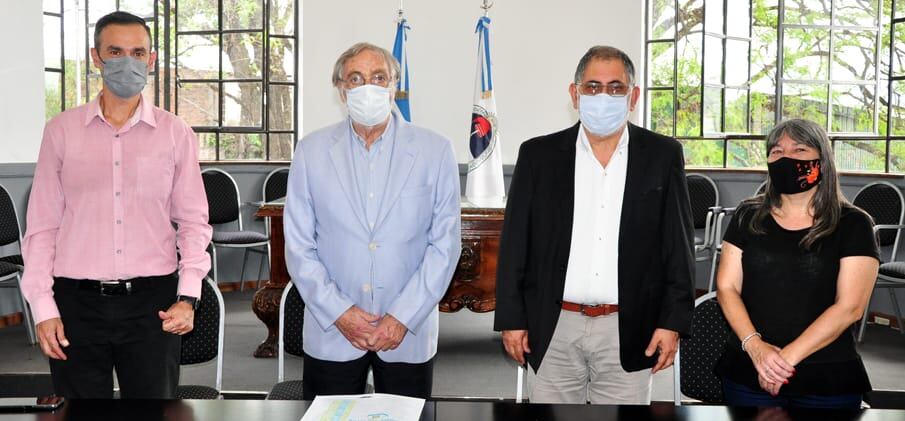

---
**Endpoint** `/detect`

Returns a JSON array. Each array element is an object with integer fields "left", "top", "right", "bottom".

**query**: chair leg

[
  {"left": 708, "top": 249, "right": 721, "bottom": 293},
  {"left": 858, "top": 301, "right": 871, "bottom": 343},
  {"left": 211, "top": 245, "right": 219, "bottom": 286},
  {"left": 239, "top": 249, "right": 249, "bottom": 292},
  {"left": 889, "top": 289, "right": 905, "bottom": 335},
  {"left": 256, "top": 253, "right": 265, "bottom": 289},
  {"left": 258, "top": 242, "right": 271, "bottom": 290},
  {"left": 16, "top": 273, "right": 37, "bottom": 345}
]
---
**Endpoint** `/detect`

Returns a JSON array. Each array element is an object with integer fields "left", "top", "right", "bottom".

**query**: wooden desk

[{"left": 439, "top": 201, "right": 505, "bottom": 313}]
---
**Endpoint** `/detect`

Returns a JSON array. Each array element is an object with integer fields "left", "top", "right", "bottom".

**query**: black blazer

[{"left": 493, "top": 123, "right": 695, "bottom": 372}]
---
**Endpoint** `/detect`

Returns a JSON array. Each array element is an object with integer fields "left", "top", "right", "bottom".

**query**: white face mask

[
  {"left": 345, "top": 84, "right": 392, "bottom": 127},
  {"left": 578, "top": 93, "right": 630, "bottom": 137}
]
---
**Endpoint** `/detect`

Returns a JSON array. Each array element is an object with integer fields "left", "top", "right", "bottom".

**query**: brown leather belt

[{"left": 561, "top": 301, "right": 619, "bottom": 317}]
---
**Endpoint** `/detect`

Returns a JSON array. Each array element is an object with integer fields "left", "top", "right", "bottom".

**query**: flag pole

[{"left": 481, "top": 0, "right": 493, "bottom": 17}]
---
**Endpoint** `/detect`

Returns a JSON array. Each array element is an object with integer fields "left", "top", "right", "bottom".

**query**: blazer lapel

[
  {"left": 328, "top": 125, "right": 370, "bottom": 232},
  {"left": 618, "top": 124, "right": 650, "bottom": 273},
  {"left": 373, "top": 118, "right": 418, "bottom": 230},
  {"left": 554, "top": 123, "right": 580, "bottom": 267}
]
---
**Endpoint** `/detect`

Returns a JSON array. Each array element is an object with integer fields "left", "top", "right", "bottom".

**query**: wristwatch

[{"left": 176, "top": 295, "right": 199, "bottom": 310}]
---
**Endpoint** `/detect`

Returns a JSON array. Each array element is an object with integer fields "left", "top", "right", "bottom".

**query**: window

[
  {"left": 43, "top": 0, "right": 65, "bottom": 120},
  {"left": 646, "top": 0, "right": 905, "bottom": 173},
  {"left": 175, "top": 0, "right": 297, "bottom": 161},
  {"left": 41, "top": 0, "right": 298, "bottom": 162}
]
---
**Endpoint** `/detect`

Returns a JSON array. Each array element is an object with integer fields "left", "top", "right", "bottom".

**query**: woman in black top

[{"left": 715, "top": 119, "right": 880, "bottom": 409}]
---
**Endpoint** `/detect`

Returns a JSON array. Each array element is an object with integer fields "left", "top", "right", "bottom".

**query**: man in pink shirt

[{"left": 20, "top": 11, "right": 212, "bottom": 398}]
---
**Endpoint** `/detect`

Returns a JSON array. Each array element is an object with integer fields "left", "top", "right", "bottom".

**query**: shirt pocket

[{"left": 138, "top": 156, "right": 175, "bottom": 203}]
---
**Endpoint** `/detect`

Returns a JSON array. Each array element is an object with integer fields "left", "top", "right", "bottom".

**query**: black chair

[
  {"left": 202, "top": 168, "right": 270, "bottom": 291},
  {"left": 0, "top": 183, "right": 36, "bottom": 344},
  {"left": 263, "top": 167, "right": 290, "bottom": 203},
  {"left": 853, "top": 181, "right": 905, "bottom": 342},
  {"left": 706, "top": 207, "right": 737, "bottom": 292},
  {"left": 754, "top": 180, "right": 767, "bottom": 196},
  {"left": 176, "top": 276, "right": 225, "bottom": 399},
  {"left": 674, "top": 291, "right": 730, "bottom": 405},
  {"left": 266, "top": 284, "right": 374, "bottom": 399},
  {"left": 267, "top": 283, "right": 305, "bottom": 400},
  {"left": 686, "top": 174, "right": 720, "bottom": 264},
  {"left": 254, "top": 167, "right": 290, "bottom": 288}
]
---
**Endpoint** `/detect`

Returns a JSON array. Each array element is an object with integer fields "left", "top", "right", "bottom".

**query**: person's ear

[
  {"left": 90, "top": 48, "right": 103, "bottom": 70},
  {"left": 569, "top": 83, "right": 579, "bottom": 110},
  {"left": 148, "top": 50, "right": 158, "bottom": 69},
  {"left": 629, "top": 85, "right": 640, "bottom": 112}
]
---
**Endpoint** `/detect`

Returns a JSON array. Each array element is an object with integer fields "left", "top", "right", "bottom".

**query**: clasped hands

[
  {"left": 335, "top": 306, "right": 407, "bottom": 352},
  {"left": 745, "top": 336, "right": 797, "bottom": 396}
]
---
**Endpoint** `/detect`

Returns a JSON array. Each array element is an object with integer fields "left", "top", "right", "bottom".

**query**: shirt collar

[
  {"left": 84, "top": 91, "right": 157, "bottom": 128},
  {"left": 349, "top": 112, "right": 395, "bottom": 149},
  {"left": 577, "top": 123, "right": 630, "bottom": 153}
]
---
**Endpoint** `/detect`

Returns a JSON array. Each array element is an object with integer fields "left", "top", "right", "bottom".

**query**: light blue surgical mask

[
  {"left": 345, "top": 84, "right": 392, "bottom": 127},
  {"left": 100, "top": 56, "right": 149, "bottom": 99},
  {"left": 578, "top": 93, "right": 630, "bottom": 137}
]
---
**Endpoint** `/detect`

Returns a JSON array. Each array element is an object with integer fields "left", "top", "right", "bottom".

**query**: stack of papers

[{"left": 300, "top": 393, "right": 425, "bottom": 421}]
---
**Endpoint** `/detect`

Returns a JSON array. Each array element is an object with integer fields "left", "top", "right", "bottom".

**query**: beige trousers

[{"left": 529, "top": 309, "right": 652, "bottom": 404}]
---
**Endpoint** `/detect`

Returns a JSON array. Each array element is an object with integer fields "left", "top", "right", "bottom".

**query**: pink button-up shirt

[{"left": 21, "top": 93, "right": 213, "bottom": 324}]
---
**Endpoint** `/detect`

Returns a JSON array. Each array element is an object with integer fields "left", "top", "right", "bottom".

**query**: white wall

[
  {"left": 302, "top": 0, "right": 645, "bottom": 164},
  {"left": 1, "top": 0, "right": 645, "bottom": 164},
  {"left": 0, "top": 0, "right": 46, "bottom": 163}
]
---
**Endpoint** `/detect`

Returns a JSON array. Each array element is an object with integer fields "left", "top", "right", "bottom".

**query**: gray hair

[
  {"left": 331, "top": 42, "right": 400, "bottom": 87},
  {"left": 573, "top": 45, "right": 636, "bottom": 86},
  {"left": 740, "top": 118, "right": 848, "bottom": 250}
]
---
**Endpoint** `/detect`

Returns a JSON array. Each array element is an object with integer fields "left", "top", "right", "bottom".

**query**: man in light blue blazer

[{"left": 284, "top": 42, "right": 461, "bottom": 399}]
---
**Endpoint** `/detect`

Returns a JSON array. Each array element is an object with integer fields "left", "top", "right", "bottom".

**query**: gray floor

[{"left": 1, "top": 290, "right": 903, "bottom": 401}]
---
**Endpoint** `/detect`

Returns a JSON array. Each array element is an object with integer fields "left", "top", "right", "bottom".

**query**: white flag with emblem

[{"left": 465, "top": 16, "right": 505, "bottom": 204}]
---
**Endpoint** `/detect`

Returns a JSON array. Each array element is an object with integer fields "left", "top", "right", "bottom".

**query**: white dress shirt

[{"left": 562, "top": 125, "right": 630, "bottom": 305}]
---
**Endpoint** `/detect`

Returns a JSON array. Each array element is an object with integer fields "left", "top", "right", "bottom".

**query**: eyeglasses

[
  {"left": 340, "top": 72, "right": 391, "bottom": 89},
  {"left": 575, "top": 82, "right": 631, "bottom": 97}
]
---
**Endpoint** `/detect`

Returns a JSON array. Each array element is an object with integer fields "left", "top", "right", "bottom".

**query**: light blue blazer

[{"left": 284, "top": 115, "right": 461, "bottom": 363}]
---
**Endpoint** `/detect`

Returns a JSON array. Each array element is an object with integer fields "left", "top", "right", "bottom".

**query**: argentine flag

[
  {"left": 465, "top": 16, "right": 505, "bottom": 204},
  {"left": 393, "top": 17, "right": 412, "bottom": 121}
]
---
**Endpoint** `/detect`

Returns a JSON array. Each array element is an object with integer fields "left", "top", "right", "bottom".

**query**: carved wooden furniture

[
  {"left": 439, "top": 201, "right": 505, "bottom": 313},
  {"left": 252, "top": 200, "right": 288, "bottom": 358}
]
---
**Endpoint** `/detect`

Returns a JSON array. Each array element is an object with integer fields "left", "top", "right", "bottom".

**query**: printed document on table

[{"left": 300, "top": 393, "right": 425, "bottom": 421}]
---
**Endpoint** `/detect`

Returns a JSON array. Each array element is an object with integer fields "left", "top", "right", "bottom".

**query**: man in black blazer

[{"left": 494, "top": 46, "right": 695, "bottom": 404}]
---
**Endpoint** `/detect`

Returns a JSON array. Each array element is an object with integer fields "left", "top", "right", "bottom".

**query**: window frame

[
  {"left": 43, "top": 0, "right": 299, "bottom": 162},
  {"left": 43, "top": 0, "right": 66, "bottom": 120},
  {"left": 174, "top": 0, "right": 299, "bottom": 161},
  {"left": 645, "top": 0, "right": 905, "bottom": 173}
]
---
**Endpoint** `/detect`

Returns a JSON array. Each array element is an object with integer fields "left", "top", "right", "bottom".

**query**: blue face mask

[{"left": 578, "top": 93, "right": 629, "bottom": 137}]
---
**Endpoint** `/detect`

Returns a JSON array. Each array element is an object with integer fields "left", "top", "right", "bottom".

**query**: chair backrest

[
  {"left": 754, "top": 180, "right": 767, "bottom": 196},
  {"left": 180, "top": 277, "right": 225, "bottom": 391},
  {"left": 675, "top": 291, "right": 729, "bottom": 405},
  {"left": 686, "top": 174, "right": 719, "bottom": 229},
  {"left": 278, "top": 282, "right": 305, "bottom": 382},
  {"left": 0, "top": 184, "right": 22, "bottom": 247},
  {"left": 263, "top": 167, "right": 290, "bottom": 203},
  {"left": 853, "top": 181, "right": 904, "bottom": 257},
  {"left": 201, "top": 168, "right": 242, "bottom": 229}
]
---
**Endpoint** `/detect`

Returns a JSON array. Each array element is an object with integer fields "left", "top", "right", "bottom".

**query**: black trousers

[
  {"left": 48, "top": 273, "right": 181, "bottom": 399},
  {"left": 302, "top": 352, "right": 434, "bottom": 400}
]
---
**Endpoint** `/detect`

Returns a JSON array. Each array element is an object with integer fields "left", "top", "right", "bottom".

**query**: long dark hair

[{"left": 739, "top": 119, "right": 847, "bottom": 249}]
